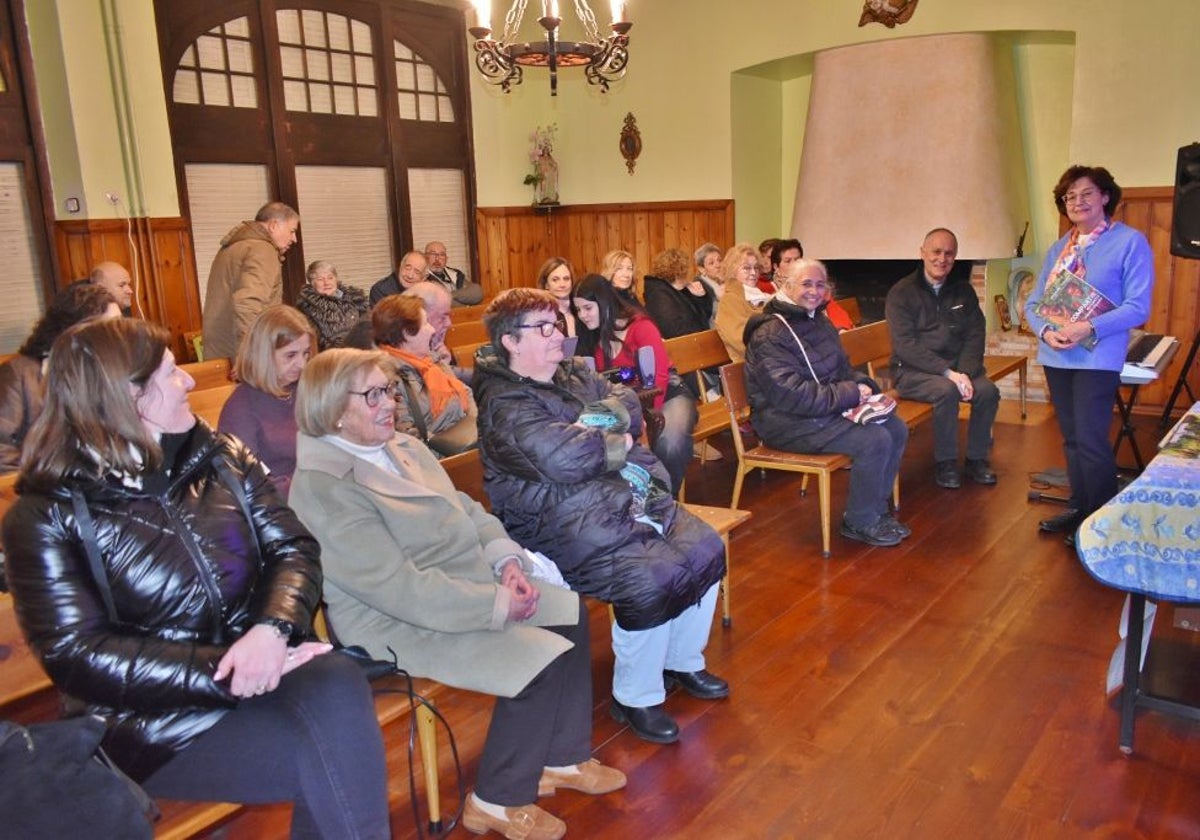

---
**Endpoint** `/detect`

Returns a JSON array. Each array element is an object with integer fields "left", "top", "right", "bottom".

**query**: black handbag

[{"left": 0, "top": 716, "right": 158, "bottom": 838}]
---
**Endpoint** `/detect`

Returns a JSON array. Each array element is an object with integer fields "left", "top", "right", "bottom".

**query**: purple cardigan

[{"left": 1024, "top": 221, "right": 1154, "bottom": 372}]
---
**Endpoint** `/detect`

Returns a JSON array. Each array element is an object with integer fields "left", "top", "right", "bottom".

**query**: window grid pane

[
  {"left": 173, "top": 18, "right": 257, "bottom": 110},
  {"left": 276, "top": 9, "right": 376, "bottom": 117},
  {"left": 393, "top": 40, "right": 455, "bottom": 124}
]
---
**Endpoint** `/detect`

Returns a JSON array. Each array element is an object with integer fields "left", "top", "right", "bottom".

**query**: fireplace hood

[{"left": 791, "top": 33, "right": 1030, "bottom": 261}]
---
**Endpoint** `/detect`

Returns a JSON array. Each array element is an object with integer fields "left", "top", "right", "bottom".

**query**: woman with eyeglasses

[
  {"left": 371, "top": 294, "right": 477, "bottom": 456},
  {"left": 289, "top": 348, "right": 623, "bottom": 840},
  {"left": 472, "top": 288, "right": 727, "bottom": 747},
  {"left": 744, "top": 259, "right": 909, "bottom": 548},
  {"left": 536, "top": 256, "right": 578, "bottom": 338},
  {"left": 219, "top": 305, "right": 316, "bottom": 498},
  {"left": 1024, "top": 165, "right": 1153, "bottom": 543},
  {"left": 3, "top": 318, "right": 390, "bottom": 838},
  {"left": 714, "top": 242, "right": 771, "bottom": 363}
]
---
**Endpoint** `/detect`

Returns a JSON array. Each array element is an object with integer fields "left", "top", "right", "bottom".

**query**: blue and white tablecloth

[{"left": 1077, "top": 402, "right": 1200, "bottom": 603}]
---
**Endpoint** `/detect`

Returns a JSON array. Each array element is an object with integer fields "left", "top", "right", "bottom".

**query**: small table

[{"left": 1077, "top": 401, "right": 1200, "bottom": 752}]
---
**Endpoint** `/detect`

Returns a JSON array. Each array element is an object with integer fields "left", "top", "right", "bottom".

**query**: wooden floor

[{"left": 207, "top": 403, "right": 1200, "bottom": 838}]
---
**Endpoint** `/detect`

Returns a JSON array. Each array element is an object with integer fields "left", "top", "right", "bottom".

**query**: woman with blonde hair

[
  {"left": 219, "top": 304, "right": 316, "bottom": 497},
  {"left": 714, "top": 242, "right": 770, "bottom": 363},
  {"left": 599, "top": 249, "right": 644, "bottom": 309}
]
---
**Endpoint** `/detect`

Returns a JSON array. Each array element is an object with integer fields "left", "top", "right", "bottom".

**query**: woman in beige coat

[{"left": 289, "top": 348, "right": 624, "bottom": 840}]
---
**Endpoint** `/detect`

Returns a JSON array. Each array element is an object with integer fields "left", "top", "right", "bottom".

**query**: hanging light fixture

[{"left": 468, "top": 1, "right": 632, "bottom": 96}]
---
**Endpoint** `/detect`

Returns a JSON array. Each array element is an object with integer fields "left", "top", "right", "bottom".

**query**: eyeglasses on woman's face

[
  {"left": 515, "top": 320, "right": 559, "bottom": 338},
  {"left": 1063, "top": 188, "right": 1100, "bottom": 206},
  {"left": 349, "top": 381, "right": 402, "bottom": 407}
]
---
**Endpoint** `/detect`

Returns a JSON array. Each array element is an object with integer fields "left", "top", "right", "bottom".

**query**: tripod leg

[{"left": 1159, "top": 330, "right": 1200, "bottom": 428}]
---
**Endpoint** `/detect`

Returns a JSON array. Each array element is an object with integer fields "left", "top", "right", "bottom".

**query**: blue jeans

[
  {"left": 143, "top": 652, "right": 390, "bottom": 840},
  {"left": 653, "top": 393, "right": 698, "bottom": 495},
  {"left": 611, "top": 582, "right": 719, "bottom": 707}
]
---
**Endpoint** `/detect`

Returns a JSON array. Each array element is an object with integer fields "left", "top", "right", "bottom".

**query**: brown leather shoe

[
  {"left": 538, "top": 759, "right": 627, "bottom": 797},
  {"left": 463, "top": 794, "right": 566, "bottom": 840}
]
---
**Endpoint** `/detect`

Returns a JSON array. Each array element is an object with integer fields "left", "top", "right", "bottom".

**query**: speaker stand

[{"left": 1158, "top": 329, "right": 1200, "bottom": 428}]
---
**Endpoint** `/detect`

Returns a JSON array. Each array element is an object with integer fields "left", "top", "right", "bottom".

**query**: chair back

[
  {"left": 718, "top": 362, "right": 753, "bottom": 460},
  {"left": 441, "top": 448, "right": 488, "bottom": 509},
  {"left": 450, "top": 341, "right": 488, "bottom": 372},
  {"left": 838, "top": 297, "right": 862, "bottom": 327},
  {"left": 839, "top": 320, "right": 892, "bottom": 382}
]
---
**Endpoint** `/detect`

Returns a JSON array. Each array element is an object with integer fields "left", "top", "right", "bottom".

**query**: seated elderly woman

[
  {"left": 714, "top": 242, "right": 772, "bottom": 363},
  {"left": 744, "top": 259, "right": 910, "bottom": 547},
  {"left": 219, "top": 305, "right": 316, "bottom": 498},
  {"left": 2, "top": 318, "right": 389, "bottom": 838},
  {"left": 0, "top": 284, "right": 120, "bottom": 471},
  {"left": 295, "top": 260, "right": 369, "bottom": 350},
  {"left": 372, "top": 294, "right": 477, "bottom": 456},
  {"left": 288, "top": 348, "right": 623, "bottom": 840},
  {"left": 472, "top": 288, "right": 727, "bottom": 746}
]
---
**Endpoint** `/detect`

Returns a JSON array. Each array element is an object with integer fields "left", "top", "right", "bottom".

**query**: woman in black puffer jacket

[
  {"left": 473, "top": 288, "right": 727, "bottom": 746},
  {"left": 1, "top": 318, "right": 389, "bottom": 839},
  {"left": 744, "top": 259, "right": 909, "bottom": 549}
]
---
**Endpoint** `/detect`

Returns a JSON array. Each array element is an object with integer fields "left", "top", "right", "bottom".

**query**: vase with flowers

[{"left": 523, "top": 124, "right": 560, "bottom": 206}]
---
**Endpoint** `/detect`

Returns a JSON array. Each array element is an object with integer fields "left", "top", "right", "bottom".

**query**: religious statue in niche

[
  {"left": 620, "top": 112, "right": 641, "bottom": 175},
  {"left": 858, "top": 0, "right": 919, "bottom": 28}
]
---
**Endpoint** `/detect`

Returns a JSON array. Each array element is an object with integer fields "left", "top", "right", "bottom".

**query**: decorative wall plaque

[
  {"left": 619, "top": 112, "right": 641, "bottom": 175},
  {"left": 858, "top": 0, "right": 919, "bottom": 28}
]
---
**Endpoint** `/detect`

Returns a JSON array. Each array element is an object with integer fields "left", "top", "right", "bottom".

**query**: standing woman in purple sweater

[
  {"left": 1024, "top": 165, "right": 1154, "bottom": 542},
  {"left": 220, "top": 305, "right": 316, "bottom": 498}
]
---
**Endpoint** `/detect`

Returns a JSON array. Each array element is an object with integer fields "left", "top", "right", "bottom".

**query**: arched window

[{"left": 155, "top": 0, "right": 475, "bottom": 304}]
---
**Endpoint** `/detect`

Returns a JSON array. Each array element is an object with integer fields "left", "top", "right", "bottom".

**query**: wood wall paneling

[
  {"left": 474, "top": 199, "right": 736, "bottom": 298},
  {"left": 1114, "top": 188, "right": 1200, "bottom": 414},
  {"left": 54, "top": 216, "right": 201, "bottom": 360}
]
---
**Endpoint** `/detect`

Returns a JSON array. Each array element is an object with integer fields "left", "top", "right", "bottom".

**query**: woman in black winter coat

[
  {"left": 744, "top": 259, "right": 909, "bottom": 548},
  {"left": 295, "top": 260, "right": 370, "bottom": 350},
  {"left": 472, "top": 288, "right": 728, "bottom": 747},
  {"left": 1, "top": 318, "right": 389, "bottom": 839}
]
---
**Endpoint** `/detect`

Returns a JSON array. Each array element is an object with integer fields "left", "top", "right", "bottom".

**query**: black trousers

[
  {"left": 143, "top": 652, "right": 390, "bottom": 840},
  {"left": 475, "top": 599, "right": 593, "bottom": 807},
  {"left": 895, "top": 368, "right": 999, "bottom": 463},
  {"left": 1044, "top": 366, "right": 1121, "bottom": 516}
]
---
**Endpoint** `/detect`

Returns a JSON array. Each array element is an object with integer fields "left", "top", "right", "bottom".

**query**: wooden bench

[
  {"left": 663, "top": 329, "right": 734, "bottom": 479},
  {"left": 188, "top": 383, "right": 238, "bottom": 428},
  {"left": 179, "top": 357, "right": 233, "bottom": 391},
  {"left": 444, "top": 319, "right": 489, "bottom": 349},
  {"left": 449, "top": 340, "right": 488, "bottom": 372}
]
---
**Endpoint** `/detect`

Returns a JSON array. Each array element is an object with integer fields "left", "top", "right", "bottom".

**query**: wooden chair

[
  {"left": 444, "top": 320, "right": 489, "bottom": 348},
  {"left": 719, "top": 362, "right": 850, "bottom": 558},
  {"left": 838, "top": 296, "right": 862, "bottom": 327},
  {"left": 188, "top": 383, "right": 237, "bottom": 428},
  {"left": 662, "top": 330, "right": 734, "bottom": 498},
  {"left": 448, "top": 340, "right": 488, "bottom": 373},
  {"left": 180, "top": 357, "right": 233, "bottom": 391}
]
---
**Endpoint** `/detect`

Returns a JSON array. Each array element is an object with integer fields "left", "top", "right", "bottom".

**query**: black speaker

[{"left": 1170, "top": 142, "right": 1200, "bottom": 258}]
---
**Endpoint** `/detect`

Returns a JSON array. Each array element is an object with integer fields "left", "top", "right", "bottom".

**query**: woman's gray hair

[
  {"left": 694, "top": 242, "right": 721, "bottom": 268},
  {"left": 296, "top": 348, "right": 391, "bottom": 437},
  {"left": 306, "top": 260, "right": 338, "bottom": 284}
]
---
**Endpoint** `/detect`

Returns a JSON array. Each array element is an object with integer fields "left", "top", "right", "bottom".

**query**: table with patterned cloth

[{"left": 1077, "top": 401, "right": 1200, "bottom": 752}]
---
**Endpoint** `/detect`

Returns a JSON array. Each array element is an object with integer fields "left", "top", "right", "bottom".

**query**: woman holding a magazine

[{"left": 1025, "top": 165, "right": 1154, "bottom": 542}]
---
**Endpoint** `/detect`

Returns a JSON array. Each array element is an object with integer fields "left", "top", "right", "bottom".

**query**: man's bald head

[
  {"left": 90, "top": 261, "right": 133, "bottom": 309},
  {"left": 403, "top": 281, "right": 453, "bottom": 335}
]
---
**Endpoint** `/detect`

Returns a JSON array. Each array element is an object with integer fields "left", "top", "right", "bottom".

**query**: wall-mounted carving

[
  {"left": 858, "top": 0, "right": 919, "bottom": 28},
  {"left": 620, "top": 112, "right": 642, "bottom": 175}
]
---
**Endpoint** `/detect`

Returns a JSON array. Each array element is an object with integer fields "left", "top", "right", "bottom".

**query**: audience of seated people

[
  {"left": 369, "top": 250, "right": 427, "bottom": 306},
  {"left": 0, "top": 284, "right": 120, "bottom": 471},
  {"left": 472, "top": 288, "right": 728, "bottom": 747},
  {"left": 3, "top": 318, "right": 390, "bottom": 838},
  {"left": 744, "top": 258, "right": 910, "bottom": 547},
  {"left": 295, "top": 260, "right": 369, "bottom": 350},
  {"left": 536, "top": 257, "right": 578, "bottom": 338},
  {"left": 373, "top": 294, "right": 478, "bottom": 456},
  {"left": 218, "top": 304, "right": 316, "bottom": 498},
  {"left": 571, "top": 274, "right": 697, "bottom": 495}
]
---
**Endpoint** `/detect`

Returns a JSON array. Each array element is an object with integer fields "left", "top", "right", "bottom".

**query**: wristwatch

[{"left": 258, "top": 617, "right": 298, "bottom": 641}]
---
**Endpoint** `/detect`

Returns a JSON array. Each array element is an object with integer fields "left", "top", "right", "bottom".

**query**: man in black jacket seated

[{"left": 885, "top": 228, "right": 999, "bottom": 489}]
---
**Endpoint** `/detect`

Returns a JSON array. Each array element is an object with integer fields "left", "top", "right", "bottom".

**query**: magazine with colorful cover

[{"left": 1034, "top": 268, "right": 1116, "bottom": 350}]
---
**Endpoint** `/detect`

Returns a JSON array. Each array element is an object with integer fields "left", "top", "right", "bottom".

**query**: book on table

[{"left": 1034, "top": 268, "right": 1116, "bottom": 350}]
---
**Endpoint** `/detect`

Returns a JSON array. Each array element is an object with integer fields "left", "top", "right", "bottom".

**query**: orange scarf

[{"left": 381, "top": 345, "right": 471, "bottom": 418}]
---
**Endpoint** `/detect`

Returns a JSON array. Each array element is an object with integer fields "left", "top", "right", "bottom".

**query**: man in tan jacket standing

[{"left": 202, "top": 202, "right": 299, "bottom": 360}]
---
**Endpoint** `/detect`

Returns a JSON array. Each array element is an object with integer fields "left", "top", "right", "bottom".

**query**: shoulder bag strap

[
  {"left": 399, "top": 376, "right": 430, "bottom": 442},
  {"left": 69, "top": 489, "right": 118, "bottom": 624},
  {"left": 773, "top": 313, "right": 821, "bottom": 384}
]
